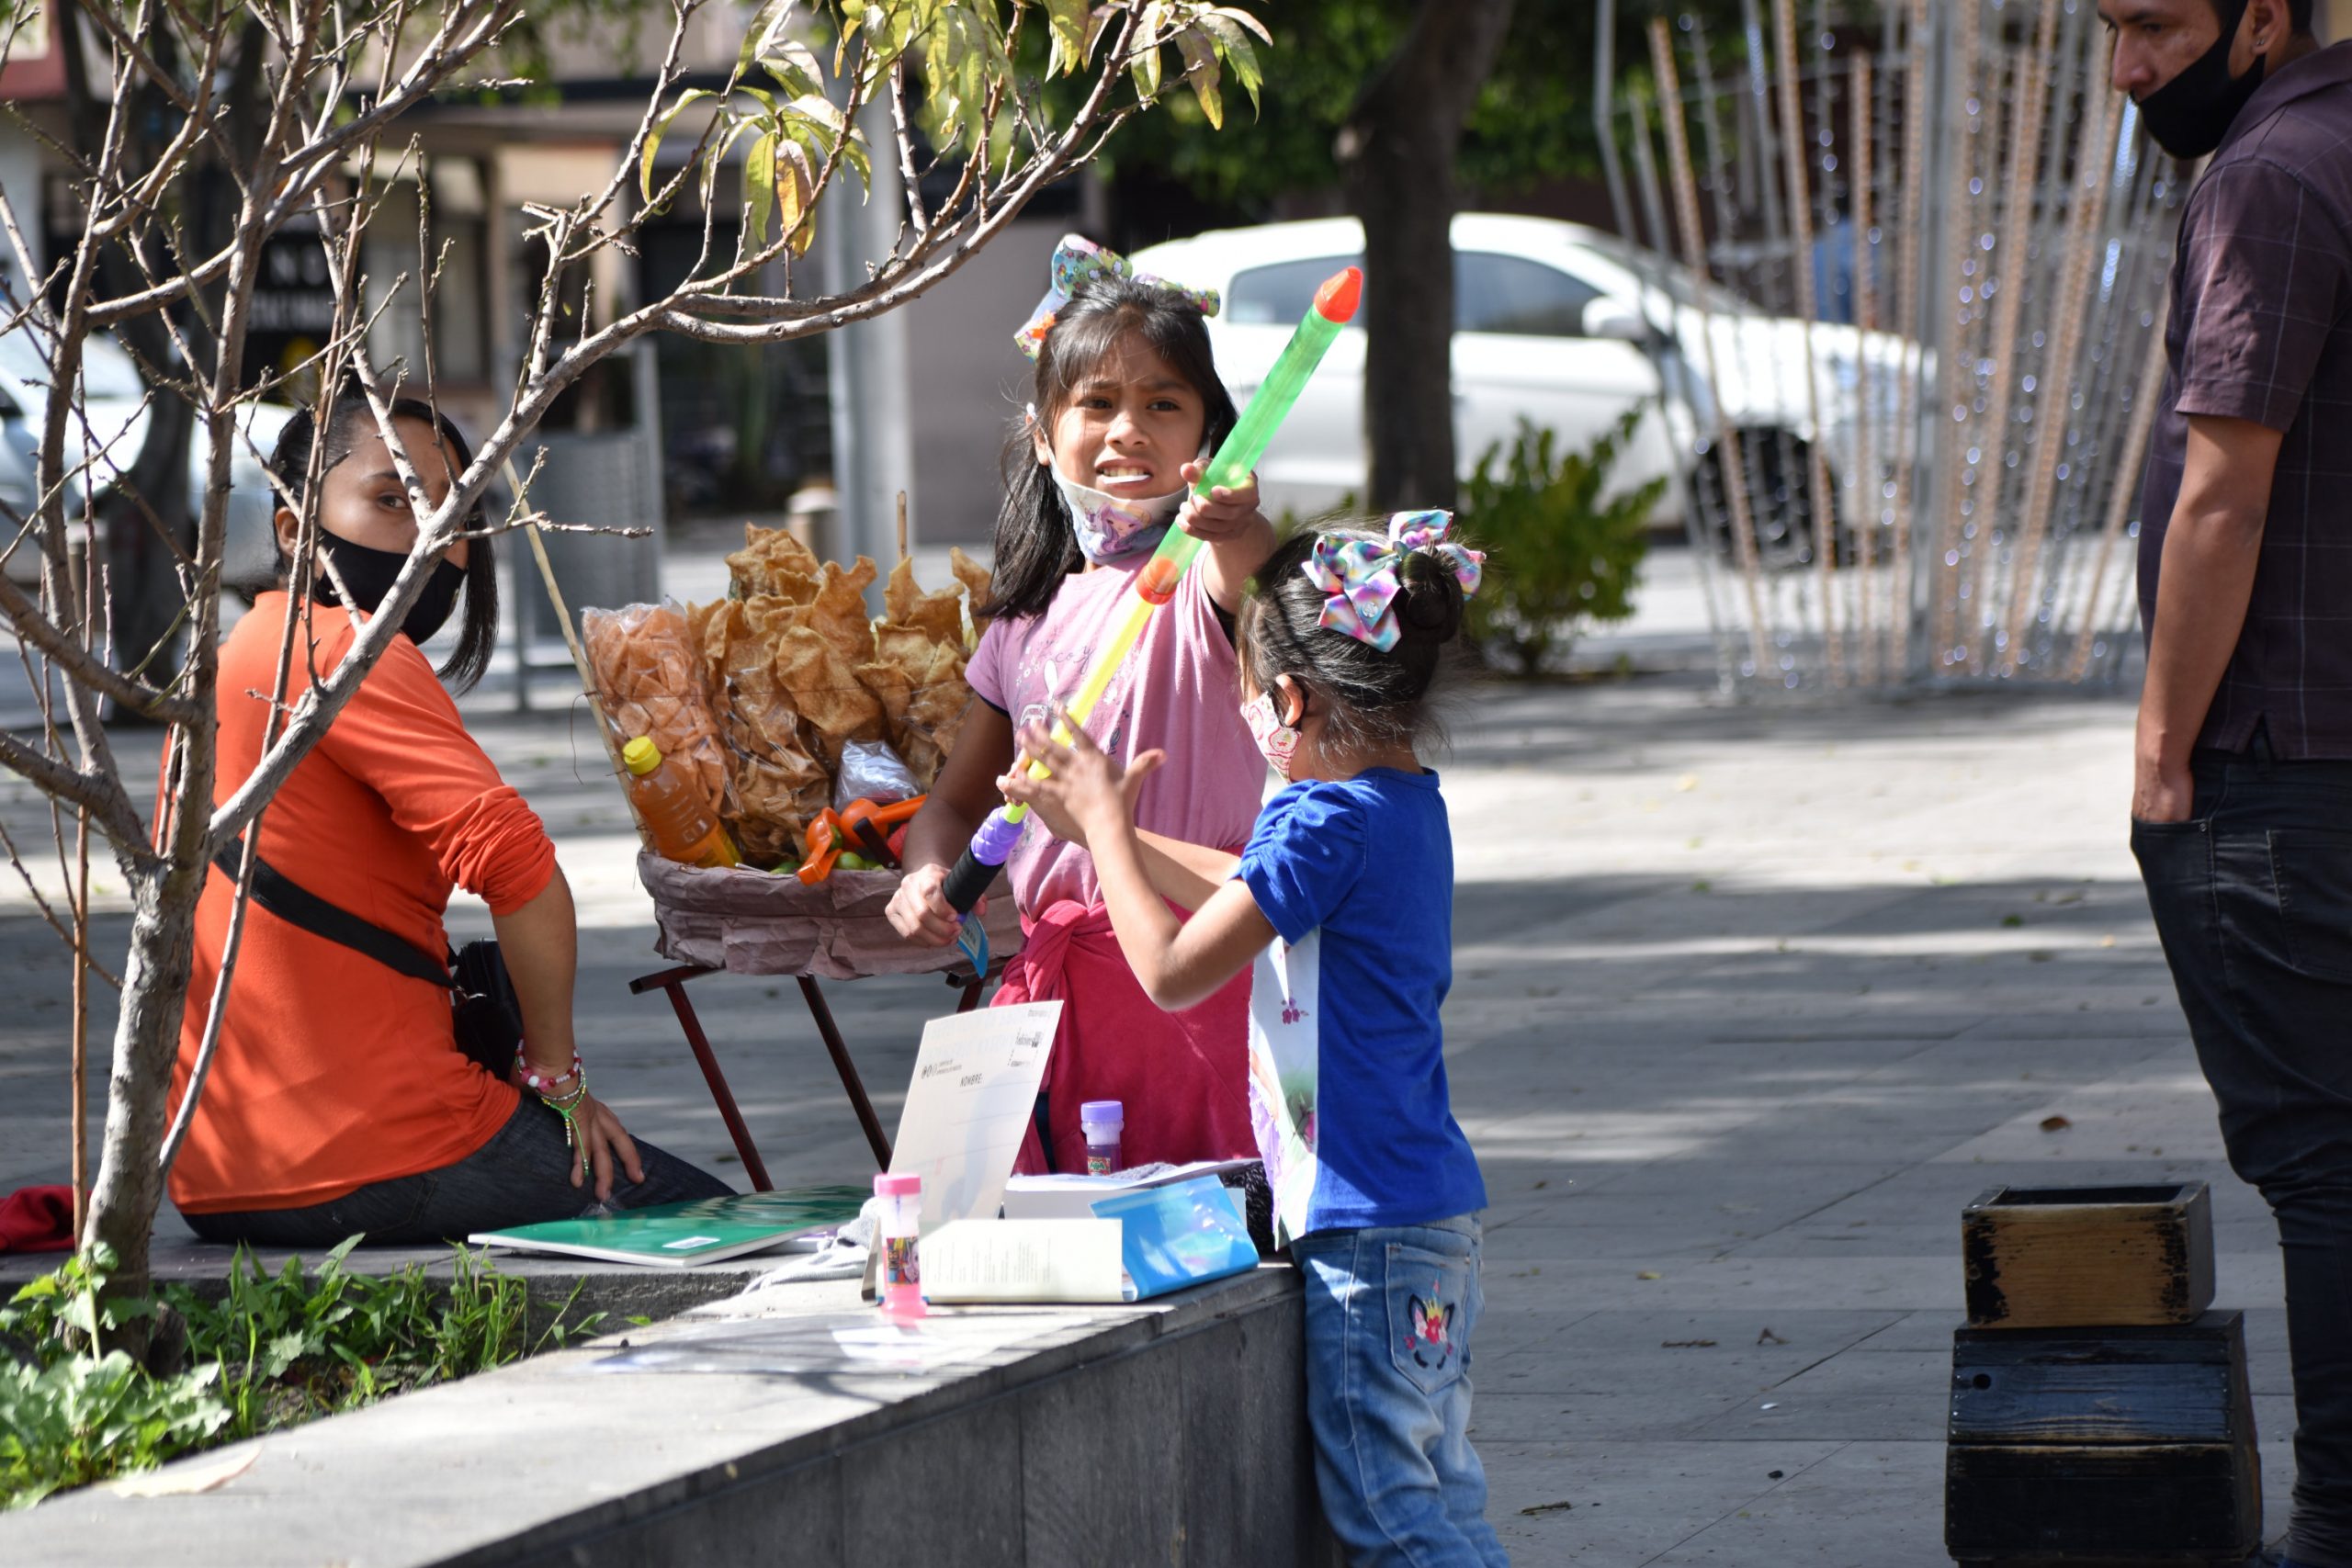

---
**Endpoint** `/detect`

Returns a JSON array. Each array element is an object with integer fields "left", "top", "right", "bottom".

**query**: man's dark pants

[{"left": 2136, "top": 742, "right": 2352, "bottom": 1567}]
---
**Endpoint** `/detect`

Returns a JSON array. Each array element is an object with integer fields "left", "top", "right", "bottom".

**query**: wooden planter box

[
  {"left": 1945, "top": 1311, "right": 2259, "bottom": 1567},
  {"left": 1962, "top": 1183, "right": 2213, "bottom": 1330}
]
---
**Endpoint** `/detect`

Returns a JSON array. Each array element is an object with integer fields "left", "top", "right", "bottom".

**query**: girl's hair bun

[{"left": 1395, "top": 548, "right": 1465, "bottom": 645}]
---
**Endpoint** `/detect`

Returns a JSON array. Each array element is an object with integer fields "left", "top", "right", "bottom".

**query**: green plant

[
  {"left": 2, "top": 1241, "right": 602, "bottom": 1508},
  {"left": 0, "top": 1352, "right": 231, "bottom": 1510},
  {"left": 0, "top": 1246, "right": 225, "bottom": 1510},
  {"left": 1461, "top": 409, "right": 1663, "bottom": 676}
]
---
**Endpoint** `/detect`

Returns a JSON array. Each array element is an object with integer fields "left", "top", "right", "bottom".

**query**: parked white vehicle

[
  {"left": 1133, "top": 213, "right": 1910, "bottom": 561},
  {"left": 0, "top": 323, "right": 298, "bottom": 592}
]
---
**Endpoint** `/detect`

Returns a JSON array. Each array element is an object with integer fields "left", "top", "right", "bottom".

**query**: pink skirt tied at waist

[{"left": 995, "top": 897, "right": 1254, "bottom": 1176}]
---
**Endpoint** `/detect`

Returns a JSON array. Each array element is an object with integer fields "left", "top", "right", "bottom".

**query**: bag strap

[{"left": 210, "top": 840, "right": 453, "bottom": 990}]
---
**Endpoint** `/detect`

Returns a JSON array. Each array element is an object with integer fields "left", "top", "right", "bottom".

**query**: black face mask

[
  {"left": 2135, "top": 0, "right": 2265, "bottom": 160},
  {"left": 313, "top": 532, "right": 466, "bottom": 648}
]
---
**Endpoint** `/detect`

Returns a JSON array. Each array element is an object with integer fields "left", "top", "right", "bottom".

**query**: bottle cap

[
  {"left": 1080, "top": 1100, "right": 1124, "bottom": 1125},
  {"left": 621, "top": 737, "right": 662, "bottom": 776},
  {"left": 875, "top": 1172, "right": 922, "bottom": 1196}
]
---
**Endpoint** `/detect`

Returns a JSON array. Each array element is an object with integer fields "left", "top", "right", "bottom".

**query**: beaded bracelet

[
  {"left": 515, "top": 1053, "right": 590, "bottom": 1153},
  {"left": 544, "top": 1062, "right": 590, "bottom": 1153},
  {"left": 515, "top": 1052, "right": 583, "bottom": 1097}
]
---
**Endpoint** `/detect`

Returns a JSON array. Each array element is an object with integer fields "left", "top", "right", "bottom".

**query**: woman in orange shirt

[{"left": 165, "top": 395, "right": 728, "bottom": 1247}]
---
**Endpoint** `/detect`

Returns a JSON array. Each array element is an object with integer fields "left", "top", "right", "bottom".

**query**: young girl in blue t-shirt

[{"left": 1003, "top": 513, "right": 1508, "bottom": 1568}]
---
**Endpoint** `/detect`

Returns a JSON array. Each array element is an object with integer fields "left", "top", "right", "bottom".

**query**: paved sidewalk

[{"left": 0, "top": 556, "right": 2280, "bottom": 1565}]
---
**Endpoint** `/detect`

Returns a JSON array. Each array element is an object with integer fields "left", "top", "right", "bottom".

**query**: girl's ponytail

[{"left": 1394, "top": 550, "right": 1466, "bottom": 647}]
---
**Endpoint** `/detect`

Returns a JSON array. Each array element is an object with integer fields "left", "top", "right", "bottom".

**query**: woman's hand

[
  {"left": 512, "top": 1057, "right": 645, "bottom": 1200},
  {"left": 887, "top": 860, "right": 976, "bottom": 947},
  {"left": 566, "top": 1089, "right": 645, "bottom": 1201},
  {"left": 1004, "top": 713, "right": 1163, "bottom": 848},
  {"left": 1176, "top": 463, "right": 1262, "bottom": 544}
]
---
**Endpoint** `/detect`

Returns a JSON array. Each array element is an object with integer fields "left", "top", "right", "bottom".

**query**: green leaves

[
  {"left": 0, "top": 1352, "right": 230, "bottom": 1510},
  {"left": 641, "top": 87, "right": 717, "bottom": 204},
  {"left": 634, "top": 2, "right": 1268, "bottom": 273},
  {"left": 1118, "top": 3, "right": 1270, "bottom": 122},
  {"left": 1462, "top": 408, "right": 1661, "bottom": 675}
]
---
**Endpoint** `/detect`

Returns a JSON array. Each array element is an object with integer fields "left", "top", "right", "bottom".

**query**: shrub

[{"left": 1461, "top": 408, "right": 1662, "bottom": 675}]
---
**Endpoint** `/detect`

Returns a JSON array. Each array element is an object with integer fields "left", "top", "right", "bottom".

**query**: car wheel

[{"left": 1692, "top": 428, "right": 1848, "bottom": 570}]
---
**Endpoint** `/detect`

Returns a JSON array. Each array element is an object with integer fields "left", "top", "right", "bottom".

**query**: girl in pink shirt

[{"left": 888, "top": 239, "right": 1273, "bottom": 1172}]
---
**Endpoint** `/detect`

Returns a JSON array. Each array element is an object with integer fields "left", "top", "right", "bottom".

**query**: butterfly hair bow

[
  {"left": 1300, "top": 511, "right": 1485, "bottom": 653},
  {"left": 1014, "top": 233, "right": 1221, "bottom": 361}
]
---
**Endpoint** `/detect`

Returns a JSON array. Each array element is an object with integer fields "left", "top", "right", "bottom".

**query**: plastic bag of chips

[{"left": 582, "top": 601, "right": 730, "bottom": 817}]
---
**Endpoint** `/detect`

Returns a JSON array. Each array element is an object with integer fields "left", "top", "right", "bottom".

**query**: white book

[{"left": 918, "top": 1218, "right": 1130, "bottom": 1303}]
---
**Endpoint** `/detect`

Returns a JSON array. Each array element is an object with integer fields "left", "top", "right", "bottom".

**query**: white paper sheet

[{"left": 887, "top": 1000, "right": 1063, "bottom": 1232}]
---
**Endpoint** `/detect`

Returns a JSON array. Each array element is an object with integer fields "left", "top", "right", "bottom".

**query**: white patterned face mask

[
  {"left": 1241, "top": 691, "right": 1300, "bottom": 779},
  {"left": 1048, "top": 462, "right": 1188, "bottom": 565}
]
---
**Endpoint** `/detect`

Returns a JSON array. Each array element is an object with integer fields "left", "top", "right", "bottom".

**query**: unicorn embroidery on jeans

[{"left": 1405, "top": 1287, "right": 1455, "bottom": 1370}]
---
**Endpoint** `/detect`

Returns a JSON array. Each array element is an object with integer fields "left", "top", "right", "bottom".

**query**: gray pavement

[{"left": 0, "top": 542, "right": 2288, "bottom": 1565}]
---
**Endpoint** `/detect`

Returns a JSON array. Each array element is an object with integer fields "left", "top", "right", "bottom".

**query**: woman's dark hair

[
  {"left": 267, "top": 394, "right": 498, "bottom": 692},
  {"left": 1237, "top": 522, "right": 1469, "bottom": 757},
  {"left": 989, "top": 273, "right": 1239, "bottom": 620}
]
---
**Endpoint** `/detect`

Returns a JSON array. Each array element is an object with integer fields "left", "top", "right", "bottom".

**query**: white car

[
  {"left": 0, "top": 323, "right": 297, "bottom": 592},
  {"left": 1134, "top": 213, "right": 1907, "bottom": 560}
]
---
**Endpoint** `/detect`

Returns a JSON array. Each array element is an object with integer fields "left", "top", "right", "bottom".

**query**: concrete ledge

[{"left": 1, "top": 1263, "right": 1339, "bottom": 1567}]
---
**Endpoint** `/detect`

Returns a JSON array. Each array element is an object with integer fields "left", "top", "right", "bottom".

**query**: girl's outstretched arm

[
  {"left": 1092, "top": 830, "right": 1274, "bottom": 1012},
  {"left": 1003, "top": 716, "right": 1273, "bottom": 1009},
  {"left": 1002, "top": 753, "right": 1240, "bottom": 911}
]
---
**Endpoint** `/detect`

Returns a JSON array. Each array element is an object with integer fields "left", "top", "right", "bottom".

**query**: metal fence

[{"left": 1599, "top": 0, "right": 2187, "bottom": 692}]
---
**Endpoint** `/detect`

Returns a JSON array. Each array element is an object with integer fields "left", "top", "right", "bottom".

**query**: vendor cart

[{"left": 631, "top": 853, "right": 1025, "bottom": 1185}]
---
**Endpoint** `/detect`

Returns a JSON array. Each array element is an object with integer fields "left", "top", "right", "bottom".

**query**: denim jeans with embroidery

[{"left": 1291, "top": 1213, "right": 1510, "bottom": 1568}]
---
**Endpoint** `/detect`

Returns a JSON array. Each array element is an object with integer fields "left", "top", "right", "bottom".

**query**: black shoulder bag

[{"left": 210, "top": 841, "right": 526, "bottom": 1079}]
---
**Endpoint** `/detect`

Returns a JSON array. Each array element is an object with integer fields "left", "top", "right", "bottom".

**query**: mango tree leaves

[{"left": 636, "top": 2, "right": 1267, "bottom": 265}]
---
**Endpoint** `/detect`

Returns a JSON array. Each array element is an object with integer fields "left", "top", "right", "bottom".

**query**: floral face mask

[{"left": 1242, "top": 690, "right": 1300, "bottom": 778}]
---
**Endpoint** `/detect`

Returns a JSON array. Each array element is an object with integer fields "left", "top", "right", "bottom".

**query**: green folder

[{"left": 469, "top": 1186, "right": 869, "bottom": 1268}]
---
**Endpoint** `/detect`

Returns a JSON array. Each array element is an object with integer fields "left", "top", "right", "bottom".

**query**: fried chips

[{"left": 587, "top": 525, "right": 989, "bottom": 865}]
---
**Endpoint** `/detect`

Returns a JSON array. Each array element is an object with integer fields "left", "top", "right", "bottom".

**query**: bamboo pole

[
  {"left": 1928, "top": 0, "right": 1988, "bottom": 669},
  {"left": 69, "top": 807, "right": 87, "bottom": 1242},
  {"left": 1957, "top": 0, "right": 2060, "bottom": 672},
  {"left": 1626, "top": 85, "right": 1741, "bottom": 687},
  {"left": 1998, "top": 62, "right": 2118, "bottom": 677},
  {"left": 1650, "top": 18, "right": 1774, "bottom": 683},
  {"left": 1887, "top": 0, "right": 1932, "bottom": 681},
  {"left": 504, "top": 458, "right": 652, "bottom": 851},
  {"left": 1851, "top": 51, "right": 1880, "bottom": 685},
  {"left": 1771, "top": 0, "right": 1845, "bottom": 683},
  {"left": 2064, "top": 313, "right": 2169, "bottom": 682}
]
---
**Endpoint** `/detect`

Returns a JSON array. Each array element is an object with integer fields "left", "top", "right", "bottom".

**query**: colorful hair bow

[
  {"left": 1014, "top": 233, "right": 1222, "bottom": 361},
  {"left": 1301, "top": 511, "right": 1485, "bottom": 652}
]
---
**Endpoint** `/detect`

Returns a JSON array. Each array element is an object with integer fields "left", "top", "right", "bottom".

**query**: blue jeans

[
  {"left": 1291, "top": 1214, "right": 1510, "bottom": 1568},
  {"left": 183, "top": 1099, "right": 732, "bottom": 1248},
  {"left": 2135, "top": 746, "right": 2352, "bottom": 1568}
]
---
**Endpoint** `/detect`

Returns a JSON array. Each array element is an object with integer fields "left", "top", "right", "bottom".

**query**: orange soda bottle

[{"left": 621, "top": 737, "right": 741, "bottom": 869}]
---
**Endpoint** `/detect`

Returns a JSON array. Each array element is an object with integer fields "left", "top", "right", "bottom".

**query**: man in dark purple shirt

[{"left": 2118, "top": 3, "right": 2352, "bottom": 1564}]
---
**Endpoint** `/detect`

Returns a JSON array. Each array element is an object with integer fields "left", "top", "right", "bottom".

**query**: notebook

[{"left": 469, "top": 1186, "right": 870, "bottom": 1268}]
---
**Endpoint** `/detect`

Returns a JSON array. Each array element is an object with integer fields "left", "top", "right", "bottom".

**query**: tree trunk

[
  {"left": 1335, "top": 0, "right": 1516, "bottom": 514},
  {"left": 81, "top": 861, "right": 206, "bottom": 1305}
]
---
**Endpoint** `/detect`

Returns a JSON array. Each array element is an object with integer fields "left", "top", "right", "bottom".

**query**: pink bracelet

[{"left": 515, "top": 1053, "right": 583, "bottom": 1097}]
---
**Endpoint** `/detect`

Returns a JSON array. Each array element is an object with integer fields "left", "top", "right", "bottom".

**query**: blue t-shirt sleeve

[{"left": 1238, "top": 784, "right": 1367, "bottom": 945}]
